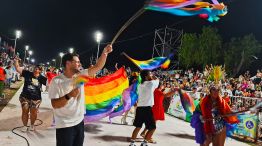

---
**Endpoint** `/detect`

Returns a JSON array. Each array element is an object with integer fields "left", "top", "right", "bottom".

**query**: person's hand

[
  {"left": 67, "top": 88, "right": 80, "bottom": 98},
  {"left": 102, "top": 44, "right": 113, "bottom": 55},
  {"left": 14, "top": 56, "right": 21, "bottom": 61}
]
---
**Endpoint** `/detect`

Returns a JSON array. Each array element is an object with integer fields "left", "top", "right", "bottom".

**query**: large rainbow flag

[{"left": 84, "top": 67, "right": 129, "bottom": 122}]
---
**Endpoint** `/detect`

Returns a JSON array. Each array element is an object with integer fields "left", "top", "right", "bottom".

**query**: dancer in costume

[{"left": 200, "top": 86, "right": 238, "bottom": 146}]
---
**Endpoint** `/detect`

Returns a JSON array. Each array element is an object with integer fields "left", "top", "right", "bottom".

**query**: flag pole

[{"left": 111, "top": 7, "right": 145, "bottom": 44}]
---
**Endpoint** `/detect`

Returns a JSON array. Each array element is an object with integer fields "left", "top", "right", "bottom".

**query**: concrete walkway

[{"left": 0, "top": 85, "right": 250, "bottom": 146}]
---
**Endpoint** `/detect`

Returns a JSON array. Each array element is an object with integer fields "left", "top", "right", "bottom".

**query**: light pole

[
  {"left": 47, "top": 62, "right": 50, "bottom": 67},
  {"left": 52, "top": 59, "right": 56, "bottom": 67},
  {"left": 26, "top": 57, "right": 29, "bottom": 63},
  {"left": 23, "top": 45, "right": 29, "bottom": 64},
  {"left": 94, "top": 31, "right": 103, "bottom": 62},
  {"left": 31, "top": 58, "right": 35, "bottom": 65},
  {"left": 59, "top": 52, "right": 64, "bottom": 69},
  {"left": 69, "top": 47, "right": 74, "bottom": 53},
  {"left": 28, "top": 50, "right": 33, "bottom": 64},
  {"left": 14, "top": 30, "right": 22, "bottom": 57}
]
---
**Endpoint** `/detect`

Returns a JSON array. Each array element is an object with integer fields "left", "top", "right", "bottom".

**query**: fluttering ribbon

[{"left": 146, "top": 0, "right": 228, "bottom": 22}]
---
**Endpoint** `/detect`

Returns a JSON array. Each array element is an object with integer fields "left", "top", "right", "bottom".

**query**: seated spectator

[
  {"left": 242, "top": 89, "right": 249, "bottom": 97},
  {"left": 222, "top": 92, "right": 231, "bottom": 105},
  {"left": 235, "top": 87, "right": 243, "bottom": 96}
]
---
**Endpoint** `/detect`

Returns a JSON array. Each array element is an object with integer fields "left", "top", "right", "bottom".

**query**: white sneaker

[
  {"left": 29, "top": 125, "right": 35, "bottom": 131},
  {"left": 20, "top": 126, "right": 28, "bottom": 132},
  {"left": 129, "top": 142, "right": 136, "bottom": 146},
  {"left": 140, "top": 142, "right": 148, "bottom": 146}
]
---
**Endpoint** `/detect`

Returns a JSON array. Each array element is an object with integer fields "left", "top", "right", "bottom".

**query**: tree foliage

[
  {"left": 179, "top": 26, "right": 222, "bottom": 69},
  {"left": 179, "top": 33, "right": 198, "bottom": 68},
  {"left": 179, "top": 27, "right": 261, "bottom": 76},
  {"left": 224, "top": 34, "right": 262, "bottom": 76}
]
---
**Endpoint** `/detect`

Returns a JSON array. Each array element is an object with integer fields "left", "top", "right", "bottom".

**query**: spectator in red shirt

[{"left": 222, "top": 92, "right": 231, "bottom": 105}]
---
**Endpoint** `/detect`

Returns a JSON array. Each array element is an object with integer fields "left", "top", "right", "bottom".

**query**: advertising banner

[{"left": 233, "top": 114, "right": 258, "bottom": 139}]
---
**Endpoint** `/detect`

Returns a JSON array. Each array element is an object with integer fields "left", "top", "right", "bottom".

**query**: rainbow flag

[
  {"left": 178, "top": 89, "right": 195, "bottom": 120},
  {"left": 84, "top": 67, "right": 129, "bottom": 122},
  {"left": 130, "top": 57, "right": 170, "bottom": 70},
  {"left": 109, "top": 76, "right": 141, "bottom": 119},
  {"left": 123, "top": 53, "right": 170, "bottom": 70}
]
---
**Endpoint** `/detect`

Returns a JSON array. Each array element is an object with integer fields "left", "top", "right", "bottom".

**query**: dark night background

[{"left": 0, "top": 0, "right": 261, "bottom": 70}]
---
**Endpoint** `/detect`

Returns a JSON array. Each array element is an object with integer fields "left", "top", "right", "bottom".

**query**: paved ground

[{"left": 0, "top": 85, "right": 251, "bottom": 146}]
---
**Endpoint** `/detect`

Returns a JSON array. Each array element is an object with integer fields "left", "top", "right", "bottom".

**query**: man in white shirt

[
  {"left": 130, "top": 70, "right": 159, "bottom": 146},
  {"left": 48, "top": 45, "right": 112, "bottom": 146}
]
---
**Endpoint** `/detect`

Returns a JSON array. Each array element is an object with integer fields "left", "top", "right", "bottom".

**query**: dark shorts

[
  {"left": 56, "top": 120, "right": 84, "bottom": 146},
  {"left": 133, "top": 106, "right": 156, "bottom": 130},
  {"left": 19, "top": 95, "right": 41, "bottom": 109}
]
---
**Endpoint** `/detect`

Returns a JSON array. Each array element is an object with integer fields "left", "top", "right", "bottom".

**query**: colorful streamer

[
  {"left": 146, "top": 0, "right": 228, "bottom": 22},
  {"left": 84, "top": 67, "right": 129, "bottom": 122},
  {"left": 149, "top": 0, "right": 202, "bottom": 9}
]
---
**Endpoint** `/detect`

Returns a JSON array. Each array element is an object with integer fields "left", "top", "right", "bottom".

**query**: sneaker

[
  {"left": 29, "top": 125, "right": 35, "bottom": 131},
  {"left": 140, "top": 142, "right": 148, "bottom": 146},
  {"left": 140, "top": 141, "right": 148, "bottom": 146},
  {"left": 20, "top": 126, "right": 28, "bottom": 132},
  {"left": 129, "top": 142, "right": 136, "bottom": 146}
]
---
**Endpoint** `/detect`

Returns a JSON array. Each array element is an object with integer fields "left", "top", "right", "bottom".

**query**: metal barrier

[
  {"left": 229, "top": 96, "right": 261, "bottom": 143},
  {"left": 230, "top": 96, "right": 260, "bottom": 109}
]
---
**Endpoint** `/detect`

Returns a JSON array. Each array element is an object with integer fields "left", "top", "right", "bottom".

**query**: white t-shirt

[
  {"left": 48, "top": 70, "right": 88, "bottom": 128},
  {"left": 137, "top": 79, "right": 159, "bottom": 107}
]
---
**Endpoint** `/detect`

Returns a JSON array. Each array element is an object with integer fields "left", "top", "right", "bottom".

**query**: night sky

[{"left": 0, "top": 0, "right": 261, "bottom": 70}]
